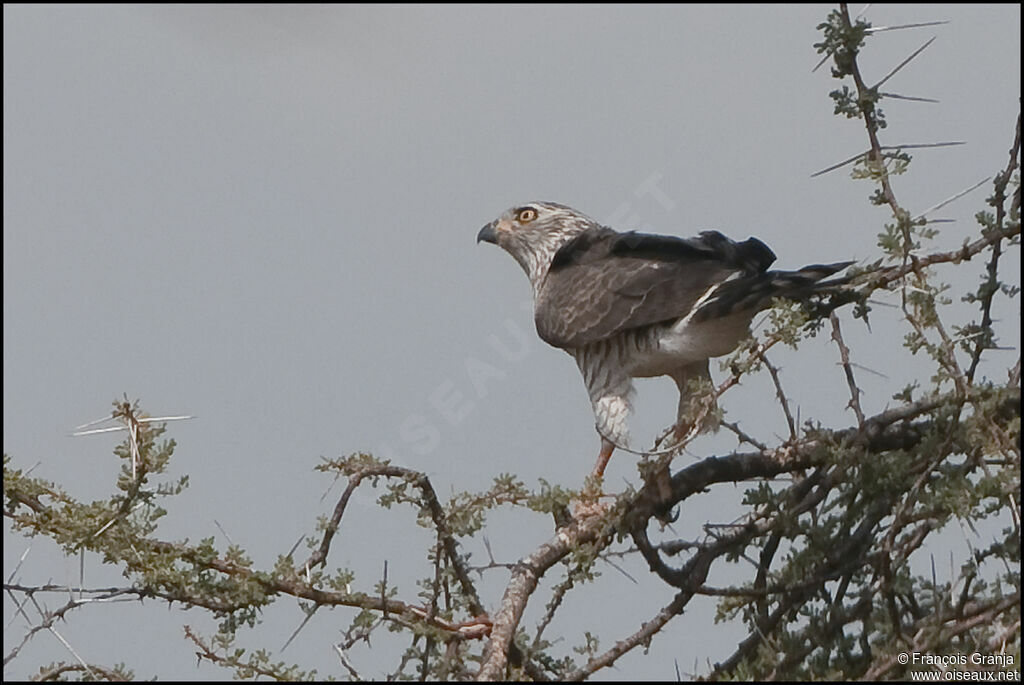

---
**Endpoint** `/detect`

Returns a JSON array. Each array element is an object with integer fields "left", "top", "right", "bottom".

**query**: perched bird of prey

[{"left": 477, "top": 202, "right": 853, "bottom": 481}]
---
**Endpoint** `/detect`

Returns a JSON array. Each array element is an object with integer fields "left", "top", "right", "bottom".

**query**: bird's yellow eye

[{"left": 517, "top": 208, "right": 538, "bottom": 223}]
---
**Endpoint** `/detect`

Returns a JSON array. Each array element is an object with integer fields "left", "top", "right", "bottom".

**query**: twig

[
  {"left": 758, "top": 352, "right": 798, "bottom": 441},
  {"left": 720, "top": 420, "right": 768, "bottom": 451},
  {"left": 830, "top": 313, "right": 866, "bottom": 426},
  {"left": 966, "top": 110, "right": 1021, "bottom": 384}
]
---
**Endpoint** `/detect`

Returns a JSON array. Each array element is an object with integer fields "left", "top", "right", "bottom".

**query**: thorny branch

[
  {"left": 966, "top": 109, "right": 1021, "bottom": 384},
  {"left": 836, "top": 3, "right": 905, "bottom": 221},
  {"left": 830, "top": 313, "right": 865, "bottom": 426},
  {"left": 305, "top": 463, "right": 485, "bottom": 619},
  {"left": 758, "top": 352, "right": 798, "bottom": 440},
  {"left": 4, "top": 6, "right": 1020, "bottom": 682},
  {"left": 474, "top": 383, "right": 1019, "bottom": 679}
]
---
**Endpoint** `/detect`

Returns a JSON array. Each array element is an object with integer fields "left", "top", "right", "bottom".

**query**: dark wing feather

[
  {"left": 535, "top": 228, "right": 777, "bottom": 348},
  {"left": 689, "top": 260, "right": 856, "bottom": 323}
]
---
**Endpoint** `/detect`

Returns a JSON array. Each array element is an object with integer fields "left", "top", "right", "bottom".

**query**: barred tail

[{"left": 691, "top": 260, "right": 855, "bottom": 322}]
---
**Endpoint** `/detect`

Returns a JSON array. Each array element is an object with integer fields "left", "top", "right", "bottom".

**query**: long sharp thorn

[
  {"left": 879, "top": 92, "right": 939, "bottom": 104},
  {"left": 880, "top": 142, "right": 965, "bottom": 151},
  {"left": 72, "top": 426, "right": 127, "bottom": 437},
  {"left": 866, "top": 21, "right": 949, "bottom": 33},
  {"left": 811, "top": 143, "right": 960, "bottom": 178},
  {"left": 74, "top": 414, "right": 116, "bottom": 430},
  {"left": 811, "top": 52, "right": 832, "bottom": 74},
  {"left": 913, "top": 177, "right": 991, "bottom": 222},
  {"left": 873, "top": 36, "right": 937, "bottom": 90},
  {"left": 811, "top": 150, "right": 868, "bottom": 178}
]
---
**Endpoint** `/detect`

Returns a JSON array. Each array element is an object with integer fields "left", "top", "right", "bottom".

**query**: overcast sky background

[{"left": 4, "top": 4, "right": 1020, "bottom": 681}]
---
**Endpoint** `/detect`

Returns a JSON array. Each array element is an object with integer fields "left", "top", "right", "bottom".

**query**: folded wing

[{"left": 535, "top": 229, "right": 778, "bottom": 348}]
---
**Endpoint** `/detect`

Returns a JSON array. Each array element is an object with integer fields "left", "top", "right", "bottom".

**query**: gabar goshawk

[{"left": 477, "top": 201, "right": 853, "bottom": 481}]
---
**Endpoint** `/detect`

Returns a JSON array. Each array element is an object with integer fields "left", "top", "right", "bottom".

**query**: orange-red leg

[
  {"left": 591, "top": 438, "right": 615, "bottom": 480},
  {"left": 574, "top": 439, "right": 616, "bottom": 519}
]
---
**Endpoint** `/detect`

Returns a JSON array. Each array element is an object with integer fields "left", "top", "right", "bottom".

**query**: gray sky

[{"left": 4, "top": 4, "right": 1020, "bottom": 680}]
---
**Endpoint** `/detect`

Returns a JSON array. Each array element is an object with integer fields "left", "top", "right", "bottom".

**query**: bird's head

[{"left": 477, "top": 202, "right": 599, "bottom": 286}]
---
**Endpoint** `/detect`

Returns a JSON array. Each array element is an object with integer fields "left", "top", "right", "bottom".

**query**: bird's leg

[
  {"left": 573, "top": 438, "right": 616, "bottom": 520},
  {"left": 574, "top": 362, "right": 633, "bottom": 519},
  {"left": 670, "top": 360, "right": 714, "bottom": 442},
  {"left": 591, "top": 437, "right": 616, "bottom": 481},
  {"left": 637, "top": 361, "right": 715, "bottom": 523},
  {"left": 582, "top": 438, "right": 614, "bottom": 499}
]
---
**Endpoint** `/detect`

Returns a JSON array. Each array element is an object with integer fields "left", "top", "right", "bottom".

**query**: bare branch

[
  {"left": 758, "top": 352, "right": 798, "bottom": 441},
  {"left": 830, "top": 313, "right": 866, "bottom": 426}
]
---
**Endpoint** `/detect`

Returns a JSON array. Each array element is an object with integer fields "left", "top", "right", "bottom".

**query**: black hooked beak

[{"left": 477, "top": 222, "right": 498, "bottom": 244}]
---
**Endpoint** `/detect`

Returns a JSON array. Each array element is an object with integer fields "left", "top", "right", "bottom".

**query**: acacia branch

[
  {"left": 861, "top": 593, "right": 1021, "bottom": 679},
  {"left": 651, "top": 388, "right": 1018, "bottom": 523},
  {"left": 837, "top": 3, "right": 904, "bottom": 218},
  {"left": 830, "top": 313, "right": 865, "bottom": 426},
  {"left": 304, "top": 463, "right": 485, "bottom": 618},
  {"left": 861, "top": 222, "right": 1020, "bottom": 292},
  {"left": 476, "top": 514, "right": 613, "bottom": 680},
  {"left": 562, "top": 585, "right": 707, "bottom": 681},
  {"left": 966, "top": 109, "right": 1021, "bottom": 383},
  {"left": 758, "top": 352, "right": 798, "bottom": 440},
  {"left": 31, "top": 663, "right": 129, "bottom": 682}
]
